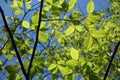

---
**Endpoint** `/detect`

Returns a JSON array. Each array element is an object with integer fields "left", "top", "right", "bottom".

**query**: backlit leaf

[
  {"left": 52, "top": 67, "right": 58, "bottom": 74},
  {"left": 15, "top": 9, "right": 24, "bottom": 15},
  {"left": 87, "top": 0, "right": 94, "bottom": 14},
  {"left": 8, "top": 73, "right": 16, "bottom": 80},
  {"left": 32, "top": 14, "right": 39, "bottom": 24},
  {"left": 87, "top": 36, "right": 93, "bottom": 49},
  {"left": 91, "top": 30, "right": 107, "bottom": 38},
  {"left": 5, "top": 65, "right": 16, "bottom": 73},
  {"left": 26, "top": 2, "right": 31, "bottom": 9},
  {"left": 39, "top": 31, "right": 48, "bottom": 42},
  {"left": 68, "top": 0, "right": 77, "bottom": 10},
  {"left": 65, "top": 27, "right": 75, "bottom": 36},
  {"left": 70, "top": 47, "right": 79, "bottom": 60},
  {"left": 17, "top": 1, "right": 23, "bottom": 8},
  {"left": 75, "top": 25, "right": 83, "bottom": 32},
  {"left": 29, "top": 67, "right": 36, "bottom": 78},
  {"left": 66, "top": 59, "right": 77, "bottom": 69},
  {"left": 22, "top": 20, "right": 30, "bottom": 29},
  {"left": 58, "top": 65, "right": 72, "bottom": 75},
  {"left": 48, "top": 63, "right": 57, "bottom": 71},
  {"left": 10, "top": 4, "right": 18, "bottom": 10}
]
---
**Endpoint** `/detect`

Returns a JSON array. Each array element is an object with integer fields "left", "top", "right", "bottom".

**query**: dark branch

[
  {"left": 0, "top": 6, "right": 28, "bottom": 80},
  {"left": 103, "top": 41, "right": 120, "bottom": 80},
  {"left": 27, "top": 0, "right": 44, "bottom": 78}
]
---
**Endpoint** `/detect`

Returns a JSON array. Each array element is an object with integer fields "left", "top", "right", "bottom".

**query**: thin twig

[
  {"left": 0, "top": 7, "right": 28, "bottom": 79},
  {"left": 103, "top": 41, "right": 120, "bottom": 80},
  {"left": 27, "top": 0, "right": 44, "bottom": 78}
]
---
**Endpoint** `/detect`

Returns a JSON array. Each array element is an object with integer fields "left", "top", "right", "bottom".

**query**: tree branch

[
  {"left": 0, "top": 6, "right": 28, "bottom": 80},
  {"left": 103, "top": 41, "right": 120, "bottom": 80},
  {"left": 27, "top": 0, "right": 44, "bottom": 78}
]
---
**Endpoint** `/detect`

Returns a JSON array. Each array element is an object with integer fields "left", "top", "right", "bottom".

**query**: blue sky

[{"left": 0, "top": 0, "right": 109, "bottom": 16}]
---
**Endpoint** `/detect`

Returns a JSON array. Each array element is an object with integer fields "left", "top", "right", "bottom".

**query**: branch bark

[
  {"left": 27, "top": 0, "right": 44, "bottom": 78},
  {"left": 103, "top": 41, "right": 120, "bottom": 80},
  {"left": 0, "top": 7, "right": 28, "bottom": 79}
]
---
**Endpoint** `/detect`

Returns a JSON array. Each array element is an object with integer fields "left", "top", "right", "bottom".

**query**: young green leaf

[
  {"left": 89, "top": 74, "right": 99, "bottom": 80},
  {"left": 26, "top": 2, "right": 31, "bottom": 9},
  {"left": 22, "top": 20, "right": 30, "bottom": 29},
  {"left": 66, "top": 59, "right": 77, "bottom": 69},
  {"left": 5, "top": 65, "right": 16, "bottom": 73},
  {"left": 75, "top": 25, "right": 83, "bottom": 32},
  {"left": 8, "top": 73, "right": 16, "bottom": 80},
  {"left": 15, "top": 9, "right": 24, "bottom": 16},
  {"left": 68, "top": 0, "right": 77, "bottom": 10},
  {"left": 48, "top": 63, "right": 57, "bottom": 71},
  {"left": 58, "top": 65, "right": 72, "bottom": 75},
  {"left": 87, "top": 0, "right": 94, "bottom": 14},
  {"left": 52, "top": 67, "right": 58, "bottom": 74},
  {"left": 70, "top": 47, "right": 79, "bottom": 60},
  {"left": 91, "top": 30, "right": 107, "bottom": 38},
  {"left": 32, "top": 14, "right": 39, "bottom": 24},
  {"left": 65, "top": 27, "right": 75, "bottom": 36},
  {"left": 29, "top": 67, "right": 36, "bottom": 78},
  {"left": 60, "top": 0, "right": 64, "bottom": 5},
  {"left": 57, "top": 60, "right": 64, "bottom": 65},
  {"left": 10, "top": 4, "right": 18, "bottom": 10},
  {"left": 86, "top": 36, "right": 93, "bottom": 49},
  {"left": 39, "top": 31, "right": 48, "bottom": 42},
  {"left": 17, "top": 1, "right": 23, "bottom": 8},
  {"left": 67, "top": 73, "right": 75, "bottom": 80}
]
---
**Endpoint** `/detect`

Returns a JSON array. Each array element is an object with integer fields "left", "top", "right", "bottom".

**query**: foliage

[{"left": 0, "top": 0, "right": 120, "bottom": 80}]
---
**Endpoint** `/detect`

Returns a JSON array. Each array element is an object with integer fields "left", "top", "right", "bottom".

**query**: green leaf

[
  {"left": 8, "top": 73, "right": 16, "bottom": 80},
  {"left": 48, "top": 63, "right": 57, "bottom": 71},
  {"left": 65, "top": 27, "right": 75, "bottom": 36},
  {"left": 75, "top": 25, "right": 83, "bottom": 32},
  {"left": 15, "top": 9, "right": 24, "bottom": 16},
  {"left": 10, "top": 4, "right": 18, "bottom": 10},
  {"left": 16, "top": 75, "right": 22, "bottom": 80},
  {"left": 68, "top": 0, "right": 77, "bottom": 10},
  {"left": 29, "top": 67, "right": 36, "bottom": 78},
  {"left": 5, "top": 65, "right": 16, "bottom": 73},
  {"left": 87, "top": 0, "right": 94, "bottom": 14},
  {"left": 66, "top": 59, "right": 77, "bottom": 69},
  {"left": 79, "top": 57, "right": 86, "bottom": 66},
  {"left": 89, "top": 74, "right": 99, "bottom": 80},
  {"left": 58, "top": 65, "right": 72, "bottom": 75},
  {"left": 70, "top": 47, "right": 79, "bottom": 60},
  {"left": 52, "top": 67, "right": 58, "bottom": 74},
  {"left": 67, "top": 73, "right": 75, "bottom": 80},
  {"left": 26, "top": 2, "right": 31, "bottom": 9},
  {"left": 17, "top": 1, "right": 23, "bottom": 8},
  {"left": 0, "top": 60, "right": 2, "bottom": 65},
  {"left": 39, "top": 31, "right": 48, "bottom": 42},
  {"left": 87, "top": 62, "right": 92, "bottom": 68},
  {"left": 57, "top": 60, "right": 64, "bottom": 65},
  {"left": 22, "top": 20, "right": 30, "bottom": 29},
  {"left": 59, "top": 0, "right": 64, "bottom": 5},
  {"left": 6, "top": 54, "right": 13, "bottom": 60},
  {"left": 26, "top": 0, "right": 32, "bottom": 3},
  {"left": 32, "top": 14, "right": 39, "bottom": 24},
  {"left": 88, "top": 36, "right": 93, "bottom": 49},
  {"left": 91, "top": 30, "right": 107, "bottom": 38}
]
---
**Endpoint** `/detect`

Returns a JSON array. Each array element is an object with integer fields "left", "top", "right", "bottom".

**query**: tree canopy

[{"left": 0, "top": 0, "right": 120, "bottom": 80}]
